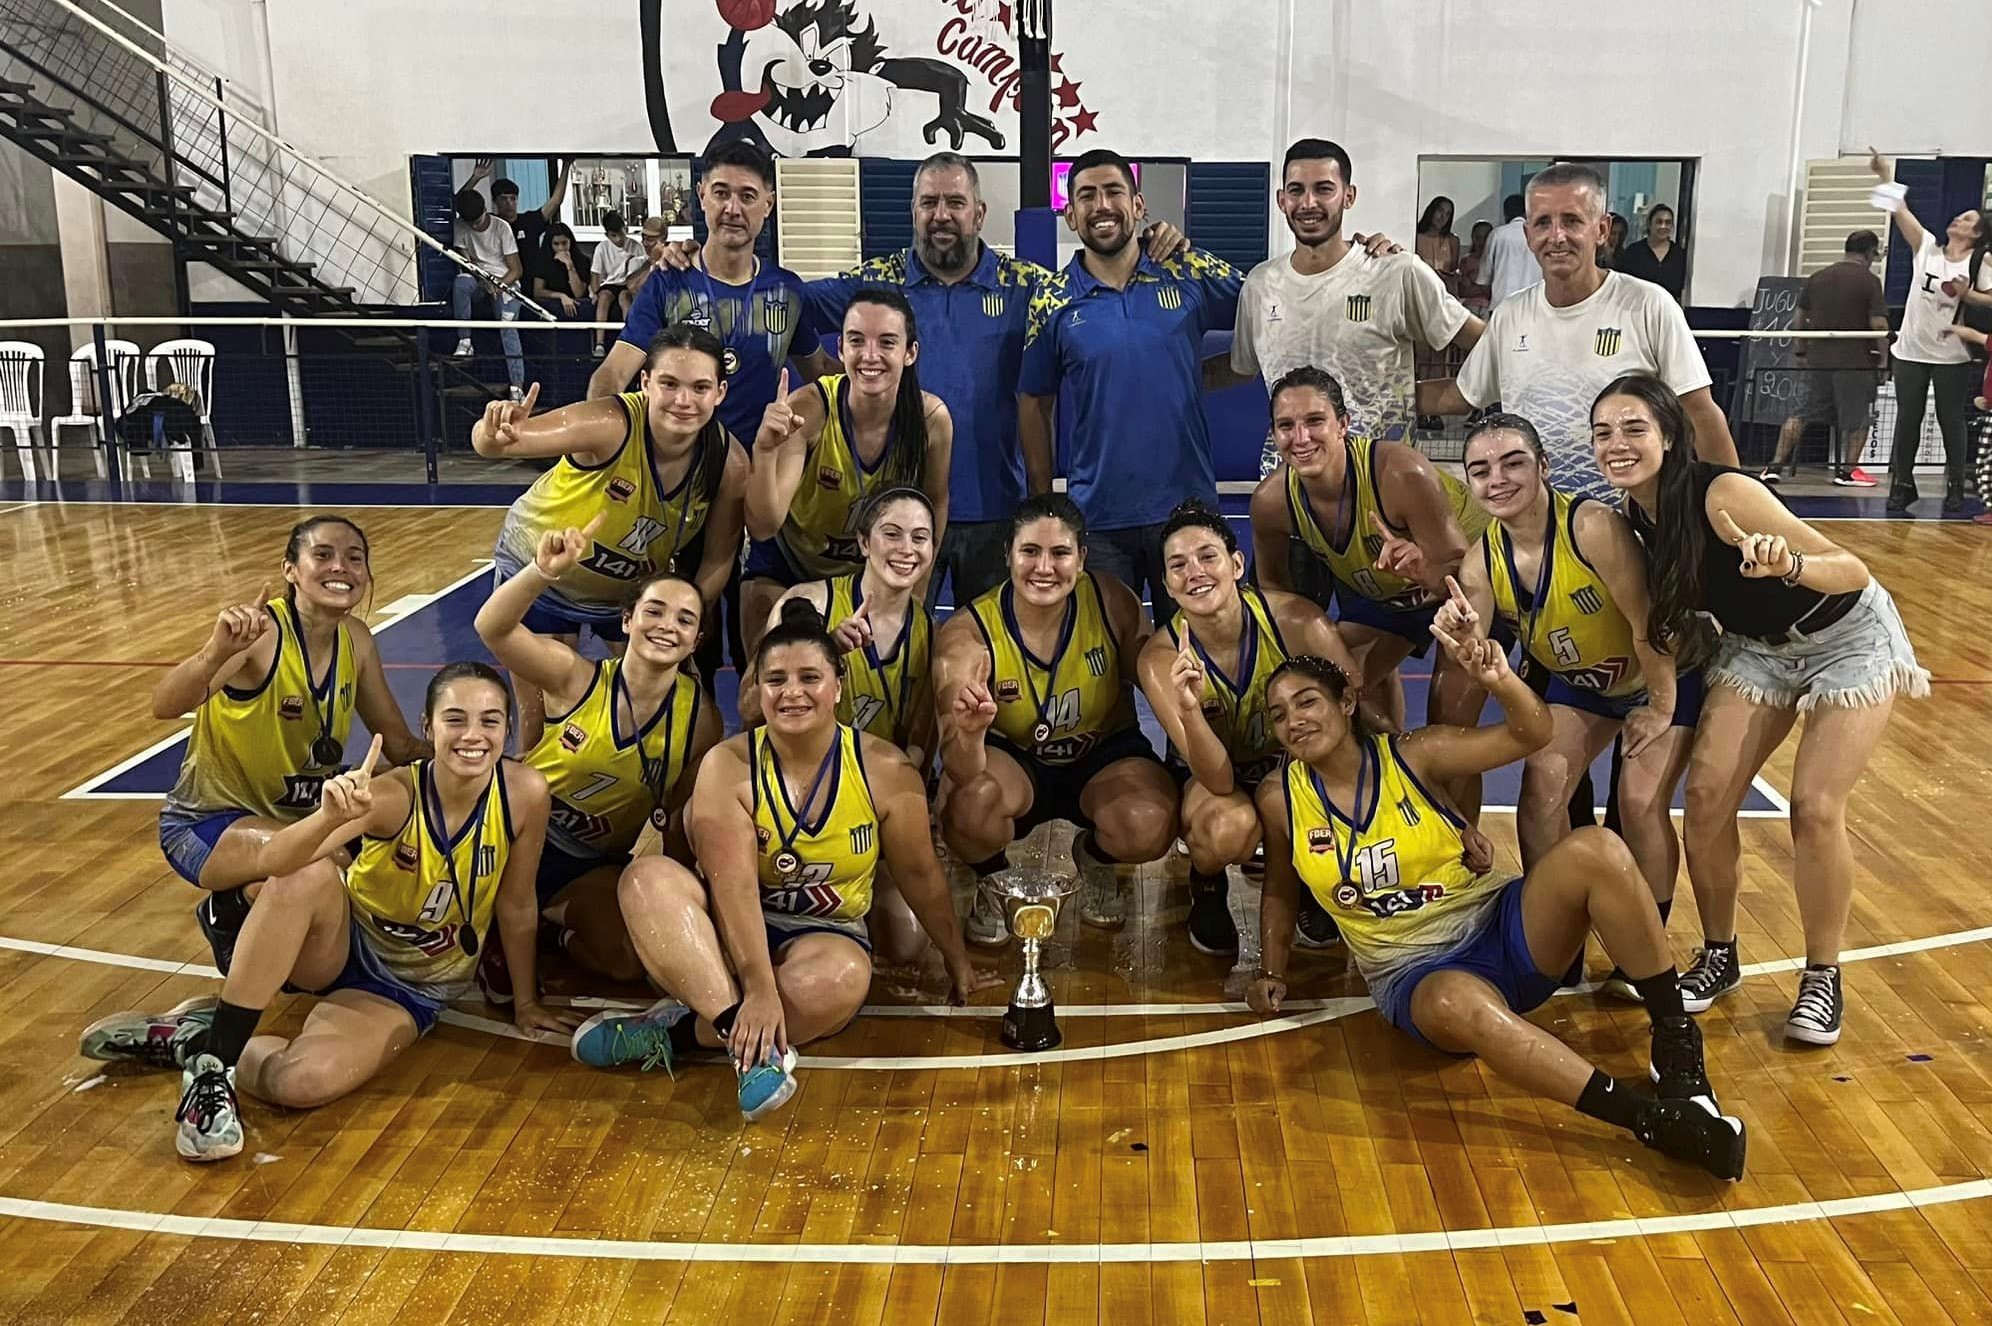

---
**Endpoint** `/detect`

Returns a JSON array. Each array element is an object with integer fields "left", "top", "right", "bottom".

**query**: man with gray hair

[{"left": 1426, "top": 162, "right": 1737, "bottom": 499}]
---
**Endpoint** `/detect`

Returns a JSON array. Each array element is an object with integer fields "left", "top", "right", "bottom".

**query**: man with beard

[
  {"left": 1018, "top": 149, "right": 1245, "bottom": 623},
  {"left": 1216, "top": 138, "right": 1483, "bottom": 482}
]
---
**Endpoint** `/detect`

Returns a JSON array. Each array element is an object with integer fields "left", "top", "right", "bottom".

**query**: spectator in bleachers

[
  {"left": 1481, "top": 193, "right": 1541, "bottom": 308},
  {"left": 1760, "top": 229, "right": 1887, "bottom": 488},
  {"left": 1598, "top": 213, "right": 1629, "bottom": 271},
  {"left": 631, "top": 216, "right": 669, "bottom": 300},
  {"left": 588, "top": 211, "right": 647, "bottom": 358},
  {"left": 450, "top": 187, "right": 525, "bottom": 401},
  {"left": 1869, "top": 150, "right": 1992, "bottom": 513},
  {"left": 532, "top": 223, "right": 590, "bottom": 319},
  {"left": 1618, "top": 204, "right": 1688, "bottom": 303},
  {"left": 476, "top": 157, "right": 573, "bottom": 270}
]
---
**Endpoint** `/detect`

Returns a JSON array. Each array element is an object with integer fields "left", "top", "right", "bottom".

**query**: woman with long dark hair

[
  {"left": 1592, "top": 373, "right": 1928, "bottom": 1045},
  {"left": 742, "top": 287, "right": 954, "bottom": 655},
  {"left": 1251, "top": 646, "right": 1745, "bottom": 1180},
  {"left": 531, "top": 222, "right": 590, "bottom": 317},
  {"left": 1415, "top": 195, "right": 1460, "bottom": 282}
]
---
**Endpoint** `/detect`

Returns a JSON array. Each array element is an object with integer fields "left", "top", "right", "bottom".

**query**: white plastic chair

[
  {"left": 146, "top": 338, "right": 222, "bottom": 482},
  {"left": 0, "top": 341, "right": 46, "bottom": 480},
  {"left": 52, "top": 340, "right": 141, "bottom": 481}
]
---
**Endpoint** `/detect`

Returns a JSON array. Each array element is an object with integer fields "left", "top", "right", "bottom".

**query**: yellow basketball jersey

[
  {"left": 165, "top": 599, "right": 357, "bottom": 820},
  {"left": 825, "top": 574, "right": 932, "bottom": 750},
  {"left": 526, "top": 659, "right": 701, "bottom": 859},
  {"left": 777, "top": 376, "right": 915, "bottom": 579},
  {"left": 495, "top": 392, "right": 724, "bottom": 612},
  {"left": 967, "top": 573, "right": 1136, "bottom": 767},
  {"left": 1163, "top": 586, "right": 1290, "bottom": 786},
  {"left": 1483, "top": 490, "right": 1642, "bottom": 700},
  {"left": 345, "top": 761, "right": 513, "bottom": 996},
  {"left": 1283, "top": 734, "right": 1503, "bottom": 987},
  {"left": 1286, "top": 436, "right": 1488, "bottom": 611},
  {"left": 752, "top": 726, "right": 878, "bottom": 926}
]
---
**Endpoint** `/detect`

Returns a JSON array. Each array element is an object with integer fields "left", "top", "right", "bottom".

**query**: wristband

[{"left": 1781, "top": 549, "right": 1806, "bottom": 587}]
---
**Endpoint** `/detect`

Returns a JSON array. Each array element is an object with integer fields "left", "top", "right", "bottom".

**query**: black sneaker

[
  {"left": 1294, "top": 886, "right": 1340, "bottom": 949},
  {"left": 1944, "top": 490, "right": 1966, "bottom": 514},
  {"left": 1784, "top": 964, "right": 1843, "bottom": 1045},
  {"left": 1679, "top": 940, "right": 1740, "bottom": 1013},
  {"left": 1649, "top": 1015, "right": 1714, "bottom": 1102},
  {"left": 1186, "top": 874, "right": 1238, "bottom": 956},
  {"left": 1886, "top": 489, "right": 1915, "bottom": 513},
  {"left": 1634, "top": 1096, "right": 1746, "bottom": 1181}
]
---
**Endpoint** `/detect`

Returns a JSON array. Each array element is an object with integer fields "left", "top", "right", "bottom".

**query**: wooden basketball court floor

[{"left": 0, "top": 496, "right": 1989, "bottom": 1325}]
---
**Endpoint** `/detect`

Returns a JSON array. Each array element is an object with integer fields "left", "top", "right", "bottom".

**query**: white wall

[
  {"left": 150, "top": 0, "right": 1991, "bottom": 310},
  {"left": 1415, "top": 161, "right": 1503, "bottom": 235}
]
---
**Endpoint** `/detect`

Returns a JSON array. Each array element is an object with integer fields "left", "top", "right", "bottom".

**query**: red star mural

[
  {"left": 1050, "top": 53, "right": 1063, "bottom": 72},
  {"left": 1055, "top": 76, "right": 1082, "bottom": 108},
  {"left": 1069, "top": 106, "right": 1098, "bottom": 135},
  {"left": 996, "top": 1, "right": 1012, "bottom": 28}
]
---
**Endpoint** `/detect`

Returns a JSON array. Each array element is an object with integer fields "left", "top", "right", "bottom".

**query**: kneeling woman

[
  {"left": 1594, "top": 373, "right": 1929, "bottom": 1044},
  {"left": 935, "top": 494, "right": 1178, "bottom": 940},
  {"left": 475, "top": 521, "right": 720, "bottom": 986},
  {"left": 1445, "top": 412, "right": 1700, "bottom": 998},
  {"left": 83, "top": 665, "right": 569, "bottom": 1162},
  {"left": 571, "top": 601, "right": 996, "bottom": 1121},
  {"left": 1137, "top": 498, "right": 1368, "bottom": 956},
  {"left": 1252, "top": 645, "right": 1747, "bottom": 1180}
]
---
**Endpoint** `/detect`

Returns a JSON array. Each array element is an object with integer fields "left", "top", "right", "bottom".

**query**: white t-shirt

[
  {"left": 1231, "top": 246, "right": 1471, "bottom": 443},
  {"left": 454, "top": 215, "right": 516, "bottom": 281},
  {"left": 1456, "top": 271, "right": 1711, "bottom": 500},
  {"left": 1481, "top": 219, "right": 1542, "bottom": 309},
  {"left": 1894, "top": 232, "right": 1991, "bottom": 365},
  {"left": 591, "top": 234, "right": 647, "bottom": 287}
]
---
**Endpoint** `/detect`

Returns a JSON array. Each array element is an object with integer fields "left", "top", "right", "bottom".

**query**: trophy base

[{"left": 1001, "top": 1000, "right": 1061, "bottom": 1051}]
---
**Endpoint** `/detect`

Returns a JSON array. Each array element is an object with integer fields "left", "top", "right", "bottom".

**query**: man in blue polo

[
  {"left": 1019, "top": 148, "right": 1244, "bottom": 621},
  {"left": 803, "top": 152, "right": 1052, "bottom": 605}
]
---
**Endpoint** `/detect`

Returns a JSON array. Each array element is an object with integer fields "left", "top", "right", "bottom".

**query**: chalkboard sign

[{"left": 1733, "top": 275, "right": 1808, "bottom": 427}]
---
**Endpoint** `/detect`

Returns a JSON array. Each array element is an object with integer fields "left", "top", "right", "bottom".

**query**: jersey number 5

[{"left": 1547, "top": 626, "right": 1581, "bottom": 668}]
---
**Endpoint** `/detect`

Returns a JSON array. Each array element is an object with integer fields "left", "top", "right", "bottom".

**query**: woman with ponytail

[
  {"left": 572, "top": 598, "right": 997, "bottom": 1122},
  {"left": 1592, "top": 373, "right": 1928, "bottom": 1046},
  {"left": 742, "top": 288, "right": 954, "bottom": 654}
]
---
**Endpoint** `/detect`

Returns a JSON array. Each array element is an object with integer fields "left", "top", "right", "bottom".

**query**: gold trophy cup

[{"left": 992, "top": 868, "right": 1077, "bottom": 1051}]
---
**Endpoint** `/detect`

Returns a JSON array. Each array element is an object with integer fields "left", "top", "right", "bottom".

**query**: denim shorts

[
  {"left": 159, "top": 806, "right": 252, "bottom": 886},
  {"left": 1372, "top": 877, "right": 1581, "bottom": 1050},
  {"left": 1710, "top": 580, "right": 1930, "bottom": 712}
]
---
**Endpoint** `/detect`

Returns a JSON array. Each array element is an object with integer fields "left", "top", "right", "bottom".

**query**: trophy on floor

[{"left": 993, "top": 868, "right": 1077, "bottom": 1051}]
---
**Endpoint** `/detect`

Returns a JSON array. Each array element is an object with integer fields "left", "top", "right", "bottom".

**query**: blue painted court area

[{"left": 67, "top": 564, "right": 1785, "bottom": 816}]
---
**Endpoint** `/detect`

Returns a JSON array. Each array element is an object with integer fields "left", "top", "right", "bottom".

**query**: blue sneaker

[
  {"left": 569, "top": 1000, "right": 691, "bottom": 1073},
  {"left": 737, "top": 1046, "right": 800, "bottom": 1122}
]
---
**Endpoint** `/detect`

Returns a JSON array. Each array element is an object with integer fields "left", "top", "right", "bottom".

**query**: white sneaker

[
  {"left": 965, "top": 881, "right": 1010, "bottom": 947},
  {"left": 452, "top": 337, "right": 474, "bottom": 357},
  {"left": 174, "top": 1053, "right": 242, "bottom": 1163}
]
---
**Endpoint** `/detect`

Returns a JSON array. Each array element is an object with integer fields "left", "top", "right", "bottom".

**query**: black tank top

[{"left": 1628, "top": 463, "right": 1857, "bottom": 641}]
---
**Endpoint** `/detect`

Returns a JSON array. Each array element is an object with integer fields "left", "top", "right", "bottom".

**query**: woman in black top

[
  {"left": 533, "top": 223, "right": 590, "bottom": 318},
  {"left": 1591, "top": 374, "right": 1927, "bottom": 1048},
  {"left": 1618, "top": 204, "right": 1687, "bottom": 302}
]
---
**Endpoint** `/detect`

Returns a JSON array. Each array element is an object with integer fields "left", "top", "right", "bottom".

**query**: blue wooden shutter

[
  {"left": 1186, "top": 162, "right": 1271, "bottom": 268},
  {"left": 409, "top": 154, "right": 458, "bottom": 302},
  {"left": 860, "top": 158, "right": 917, "bottom": 260}
]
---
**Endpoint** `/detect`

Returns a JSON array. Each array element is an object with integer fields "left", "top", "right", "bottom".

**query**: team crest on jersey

[
  {"left": 1084, "top": 645, "right": 1108, "bottom": 677},
  {"left": 982, "top": 291, "right": 1006, "bottom": 319},
  {"left": 1571, "top": 586, "right": 1604, "bottom": 615},
  {"left": 1345, "top": 293, "right": 1372, "bottom": 323},
  {"left": 279, "top": 695, "right": 304, "bottom": 721},
  {"left": 560, "top": 723, "right": 587, "bottom": 752},
  {"left": 817, "top": 464, "right": 843, "bottom": 489},
  {"left": 607, "top": 477, "right": 637, "bottom": 504},
  {"left": 849, "top": 823, "right": 874, "bottom": 855},
  {"left": 1307, "top": 826, "right": 1335, "bottom": 854},
  {"left": 1396, "top": 795, "right": 1421, "bottom": 827},
  {"left": 476, "top": 844, "right": 496, "bottom": 877},
  {"left": 762, "top": 291, "right": 792, "bottom": 337},
  {"left": 996, "top": 679, "right": 1021, "bottom": 702},
  {"left": 1362, "top": 533, "right": 1384, "bottom": 559},
  {"left": 393, "top": 842, "right": 419, "bottom": 871},
  {"left": 1155, "top": 285, "right": 1183, "bottom": 312},
  {"left": 1594, "top": 327, "right": 1623, "bottom": 357}
]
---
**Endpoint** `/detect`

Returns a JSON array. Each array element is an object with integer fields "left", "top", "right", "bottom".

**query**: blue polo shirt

[
  {"left": 1018, "top": 248, "right": 1243, "bottom": 530},
  {"left": 804, "top": 245, "right": 1051, "bottom": 524},
  {"left": 618, "top": 261, "right": 824, "bottom": 443}
]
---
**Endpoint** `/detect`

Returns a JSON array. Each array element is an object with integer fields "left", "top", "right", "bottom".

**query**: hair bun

[{"left": 779, "top": 597, "right": 827, "bottom": 633}]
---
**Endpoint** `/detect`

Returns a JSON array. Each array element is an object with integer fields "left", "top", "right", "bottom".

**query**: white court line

[
  {"left": 1, "top": 1177, "right": 1988, "bottom": 1266},
  {"left": 0, "top": 501, "right": 37, "bottom": 516},
  {"left": 61, "top": 562, "right": 494, "bottom": 800},
  {"left": 9, "top": 920, "right": 1991, "bottom": 1069}
]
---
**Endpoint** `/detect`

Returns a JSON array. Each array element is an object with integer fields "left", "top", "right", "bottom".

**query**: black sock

[
  {"left": 970, "top": 851, "right": 1011, "bottom": 878},
  {"left": 198, "top": 1000, "right": 263, "bottom": 1070},
  {"left": 1189, "top": 868, "right": 1228, "bottom": 893},
  {"left": 1575, "top": 1070, "right": 1644, "bottom": 1131},
  {"left": 1656, "top": 897, "right": 1673, "bottom": 927},
  {"left": 205, "top": 886, "right": 252, "bottom": 931},
  {"left": 709, "top": 1000, "right": 742, "bottom": 1042},
  {"left": 1633, "top": 968, "right": 1687, "bottom": 1022},
  {"left": 669, "top": 1011, "right": 704, "bottom": 1056}
]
